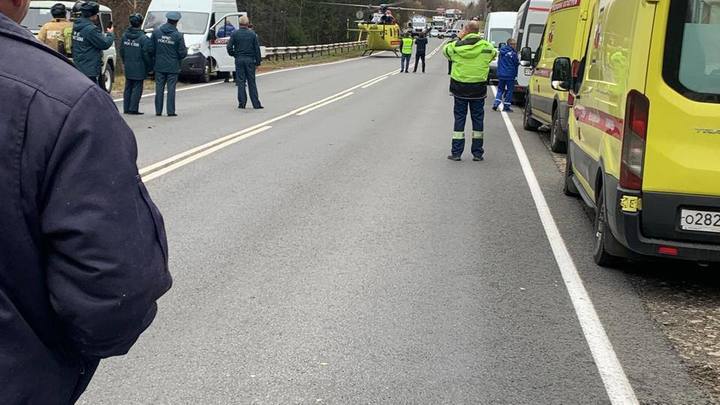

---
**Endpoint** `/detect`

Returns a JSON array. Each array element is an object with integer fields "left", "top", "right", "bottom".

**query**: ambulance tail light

[{"left": 620, "top": 91, "right": 649, "bottom": 191}]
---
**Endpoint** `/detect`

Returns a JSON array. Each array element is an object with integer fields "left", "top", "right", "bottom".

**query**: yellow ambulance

[
  {"left": 551, "top": 0, "right": 720, "bottom": 266},
  {"left": 521, "top": 0, "right": 596, "bottom": 153}
]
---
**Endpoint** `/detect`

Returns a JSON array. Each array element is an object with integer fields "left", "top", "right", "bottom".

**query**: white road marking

[
  {"left": 492, "top": 87, "right": 639, "bottom": 405},
  {"left": 361, "top": 76, "right": 389, "bottom": 89},
  {"left": 142, "top": 126, "right": 272, "bottom": 182},
  {"left": 296, "top": 92, "right": 354, "bottom": 116}
]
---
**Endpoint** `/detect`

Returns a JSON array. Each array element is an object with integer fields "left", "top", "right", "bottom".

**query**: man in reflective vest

[
  {"left": 443, "top": 20, "right": 497, "bottom": 161},
  {"left": 399, "top": 32, "right": 413, "bottom": 73}
]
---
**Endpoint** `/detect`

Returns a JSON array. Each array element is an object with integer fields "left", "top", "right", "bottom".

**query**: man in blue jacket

[
  {"left": 71, "top": 1, "right": 114, "bottom": 87},
  {"left": 227, "top": 15, "right": 263, "bottom": 109},
  {"left": 149, "top": 11, "right": 187, "bottom": 116},
  {"left": 0, "top": 1, "right": 172, "bottom": 403},
  {"left": 492, "top": 38, "right": 519, "bottom": 112},
  {"left": 120, "top": 13, "right": 152, "bottom": 115}
]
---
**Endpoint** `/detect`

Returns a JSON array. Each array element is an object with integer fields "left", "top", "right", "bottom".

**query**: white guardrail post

[{"left": 264, "top": 41, "right": 364, "bottom": 61}]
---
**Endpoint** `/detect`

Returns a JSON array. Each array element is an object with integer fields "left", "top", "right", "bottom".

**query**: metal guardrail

[{"left": 264, "top": 41, "right": 365, "bottom": 60}]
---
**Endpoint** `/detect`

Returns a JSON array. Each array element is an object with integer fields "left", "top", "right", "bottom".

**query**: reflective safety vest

[{"left": 401, "top": 37, "right": 413, "bottom": 55}]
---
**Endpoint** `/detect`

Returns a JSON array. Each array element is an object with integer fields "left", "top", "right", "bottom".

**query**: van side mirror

[
  {"left": 520, "top": 46, "right": 532, "bottom": 66},
  {"left": 208, "top": 28, "right": 216, "bottom": 41},
  {"left": 551, "top": 57, "right": 572, "bottom": 92}
]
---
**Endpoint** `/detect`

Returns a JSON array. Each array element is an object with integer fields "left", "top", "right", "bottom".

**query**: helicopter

[{"left": 312, "top": 1, "right": 438, "bottom": 56}]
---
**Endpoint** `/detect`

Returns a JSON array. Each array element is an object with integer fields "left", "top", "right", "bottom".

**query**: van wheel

[
  {"left": 593, "top": 184, "right": 623, "bottom": 267},
  {"left": 550, "top": 109, "right": 568, "bottom": 153},
  {"left": 200, "top": 61, "right": 211, "bottom": 83},
  {"left": 563, "top": 149, "right": 579, "bottom": 197},
  {"left": 102, "top": 64, "right": 114, "bottom": 93},
  {"left": 523, "top": 93, "right": 541, "bottom": 131}
]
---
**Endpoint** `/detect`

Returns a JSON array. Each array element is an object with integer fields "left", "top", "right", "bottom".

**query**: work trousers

[
  {"left": 123, "top": 79, "right": 144, "bottom": 113},
  {"left": 494, "top": 78, "right": 515, "bottom": 109},
  {"left": 235, "top": 58, "right": 261, "bottom": 108},
  {"left": 413, "top": 53, "right": 426, "bottom": 73},
  {"left": 451, "top": 97, "right": 485, "bottom": 158},
  {"left": 155, "top": 72, "right": 178, "bottom": 115},
  {"left": 400, "top": 54, "right": 411, "bottom": 72}
]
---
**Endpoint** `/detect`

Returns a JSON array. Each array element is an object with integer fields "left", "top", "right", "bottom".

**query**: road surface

[{"left": 79, "top": 41, "right": 714, "bottom": 404}]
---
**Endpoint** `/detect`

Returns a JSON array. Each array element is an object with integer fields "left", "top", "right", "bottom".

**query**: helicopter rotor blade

[{"left": 306, "top": 1, "right": 380, "bottom": 9}]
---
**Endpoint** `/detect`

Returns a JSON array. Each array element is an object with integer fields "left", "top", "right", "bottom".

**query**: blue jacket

[
  {"left": 496, "top": 44, "right": 520, "bottom": 80},
  {"left": 0, "top": 12, "right": 171, "bottom": 404},
  {"left": 227, "top": 27, "right": 262, "bottom": 65},
  {"left": 149, "top": 23, "right": 187, "bottom": 74},
  {"left": 71, "top": 17, "right": 115, "bottom": 77},
  {"left": 120, "top": 27, "right": 152, "bottom": 80}
]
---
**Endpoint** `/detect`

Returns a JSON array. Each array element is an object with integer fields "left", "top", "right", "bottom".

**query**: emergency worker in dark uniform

[
  {"left": 227, "top": 15, "right": 263, "bottom": 109},
  {"left": 38, "top": 3, "right": 72, "bottom": 55},
  {"left": 72, "top": 1, "right": 114, "bottom": 87},
  {"left": 0, "top": 1, "right": 172, "bottom": 402},
  {"left": 413, "top": 32, "right": 428, "bottom": 73},
  {"left": 120, "top": 13, "right": 151, "bottom": 115},
  {"left": 149, "top": 11, "right": 187, "bottom": 117}
]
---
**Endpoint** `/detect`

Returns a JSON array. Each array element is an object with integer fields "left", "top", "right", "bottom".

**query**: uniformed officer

[
  {"left": 120, "top": 13, "right": 151, "bottom": 115},
  {"left": 443, "top": 20, "right": 497, "bottom": 161},
  {"left": 399, "top": 32, "right": 413, "bottom": 73},
  {"left": 38, "top": 3, "right": 72, "bottom": 56},
  {"left": 149, "top": 11, "right": 187, "bottom": 117},
  {"left": 226, "top": 15, "right": 263, "bottom": 110},
  {"left": 72, "top": 1, "right": 114, "bottom": 87}
]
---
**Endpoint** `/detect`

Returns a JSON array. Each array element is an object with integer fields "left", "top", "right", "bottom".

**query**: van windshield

[
  {"left": 664, "top": 0, "right": 720, "bottom": 102},
  {"left": 489, "top": 28, "right": 513, "bottom": 46},
  {"left": 144, "top": 11, "right": 209, "bottom": 35},
  {"left": 21, "top": 8, "right": 61, "bottom": 33}
]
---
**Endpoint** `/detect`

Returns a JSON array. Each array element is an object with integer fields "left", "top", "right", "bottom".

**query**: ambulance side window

[{"left": 99, "top": 13, "right": 112, "bottom": 31}]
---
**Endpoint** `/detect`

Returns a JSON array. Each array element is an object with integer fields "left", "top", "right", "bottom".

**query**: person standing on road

[
  {"left": 443, "top": 20, "right": 497, "bottom": 162},
  {"left": 413, "top": 32, "right": 428, "bottom": 73},
  {"left": 0, "top": 2, "right": 172, "bottom": 403},
  {"left": 38, "top": 3, "right": 72, "bottom": 55},
  {"left": 399, "top": 31, "right": 413, "bottom": 73},
  {"left": 227, "top": 15, "right": 264, "bottom": 109},
  {"left": 492, "top": 38, "right": 519, "bottom": 113},
  {"left": 149, "top": 11, "right": 187, "bottom": 117},
  {"left": 120, "top": 13, "right": 152, "bottom": 115},
  {"left": 71, "top": 1, "right": 114, "bottom": 87}
]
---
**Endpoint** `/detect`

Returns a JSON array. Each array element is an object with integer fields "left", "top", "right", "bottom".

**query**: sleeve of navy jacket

[{"left": 41, "top": 85, "right": 172, "bottom": 359}]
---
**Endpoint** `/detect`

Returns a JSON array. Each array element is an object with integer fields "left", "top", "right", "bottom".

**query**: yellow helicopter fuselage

[{"left": 357, "top": 23, "right": 402, "bottom": 55}]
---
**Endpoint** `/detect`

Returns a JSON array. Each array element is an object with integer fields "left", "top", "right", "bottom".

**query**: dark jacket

[
  {"left": 497, "top": 44, "right": 520, "bottom": 79},
  {"left": 227, "top": 27, "right": 262, "bottom": 66},
  {"left": 149, "top": 23, "right": 187, "bottom": 74},
  {"left": 71, "top": 17, "right": 114, "bottom": 77},
  {"left": 415, "top": 37, "right": 428, "bottom": 54},
  {"left": 120, "top": 27, "right": 152, "bottom": 80},
  {"left": 0, "top": 12, "right": 171, "bottom": 404}
]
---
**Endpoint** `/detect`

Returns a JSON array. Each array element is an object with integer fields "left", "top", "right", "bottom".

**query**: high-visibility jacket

[{"left": 401, "top": 37, "right": 413, "bottom": 55}]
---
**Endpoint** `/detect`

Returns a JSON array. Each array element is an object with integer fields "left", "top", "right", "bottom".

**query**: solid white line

[
  {"left": 142, "top": 126, "right": 272, "bottom": 182},
  {"left": 296, "top": 92, "right": 354, "bottom": 116},
  {"left": 361, "top": 76, "right": 389, "bottom": 89},
  {"left": 492, "top": 87, "right": 639, "bottom": 405}
]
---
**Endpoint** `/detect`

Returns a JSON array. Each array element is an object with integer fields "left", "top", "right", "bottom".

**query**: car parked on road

[
  {"left": 429, "top": 28, "right": 440, "bottom": 38},
  {"left": 512, "top": 0, "right": 551, "bottom": 105},
  {"left": 21, "top": 1, "right": 117, "bottom": 92},
  {"left": 553, "top": 0, "right": 720, "bottom": 266}
]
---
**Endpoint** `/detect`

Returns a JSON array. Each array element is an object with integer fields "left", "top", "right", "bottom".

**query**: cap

[
  {"left": 129, "top": 13, "right": 143, "bottom": 26},
  {"left": 166, "top": 11, "right": 181, "bottom": 21},
  {"left": 79, "top": 1, "right": 99, "bottom": 17},
  {"left": 50, "top": 3, "right": 67, "bottom": 17}
]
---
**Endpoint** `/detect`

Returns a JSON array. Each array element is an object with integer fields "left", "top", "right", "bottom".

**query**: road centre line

[
  {"left": 139, "top": 69, "right": 400, "bottom": 180},
  {"left": 296, "top": 92, "right": 354, "bottom": 116},
  {"left": 362, "top": 76, "right": 389, "bottom": 88},
  {"left": 142, "top": 126, "right": 272, "bottom": 182},
  {"left": 492, "top": 88, "right": 639, "bottom": 405}
]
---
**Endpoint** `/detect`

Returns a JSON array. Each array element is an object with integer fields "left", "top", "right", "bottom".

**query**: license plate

[{"left": 680, "top": 209, "right": 720, "bottom": 233}]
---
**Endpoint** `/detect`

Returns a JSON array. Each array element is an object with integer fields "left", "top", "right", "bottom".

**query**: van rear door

[{"left": 643, "top": 0, "right": 720, "bottom": 198}]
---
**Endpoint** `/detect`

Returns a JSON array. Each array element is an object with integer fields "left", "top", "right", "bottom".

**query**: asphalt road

[{"left": 79, "top": 40, "right": 713, "bottom": 404}]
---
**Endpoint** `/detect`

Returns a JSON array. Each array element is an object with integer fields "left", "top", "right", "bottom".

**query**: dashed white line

[
  {"left": 361, "top": 76, "right": 389, "bottom": 89},
  {"left": 296, "top": 92, "right": 354, "bottom": 116},
  {"left": 492, "top": 87, "right": 639, "bottom": 405}
]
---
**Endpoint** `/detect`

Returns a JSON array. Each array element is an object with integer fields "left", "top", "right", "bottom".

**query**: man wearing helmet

[
  {"left": 38, "top": 3, "right": 72, "bottom": 55},
  {"left": 72, "top": 1, "right": 114, "bottom": 86}
]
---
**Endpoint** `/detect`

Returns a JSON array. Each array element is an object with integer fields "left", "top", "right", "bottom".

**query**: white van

[
  {"left": 484, "top": 11, "right": 518, "bottom": 82},
  {"left": 512, "top": 0, "right": 551, "bottom": 104},
  {"left": 21, "top": 1, "right": 117, "bottom": 92},
  {"left": 143, "top": 0, "right": 261, "bottom": 82}
]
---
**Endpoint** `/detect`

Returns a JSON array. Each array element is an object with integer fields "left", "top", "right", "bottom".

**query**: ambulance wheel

[
  {"left": 200, "top": 60, "right": 211, "bottom": 83},
  {"left": 550, "top": 109, "right": 568, "bottom": 153},
  {"left": 593, "top": 184, "right": 623, "bottom": 267},
  {"left": 563, "top": 148, "right": 579, "bottom": 197},
  {"left": 102, "top": 64, "right": 114, "bottom": 93},
  {"left": 523, "top": 93, "right": 541, "bottom": 131}
]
